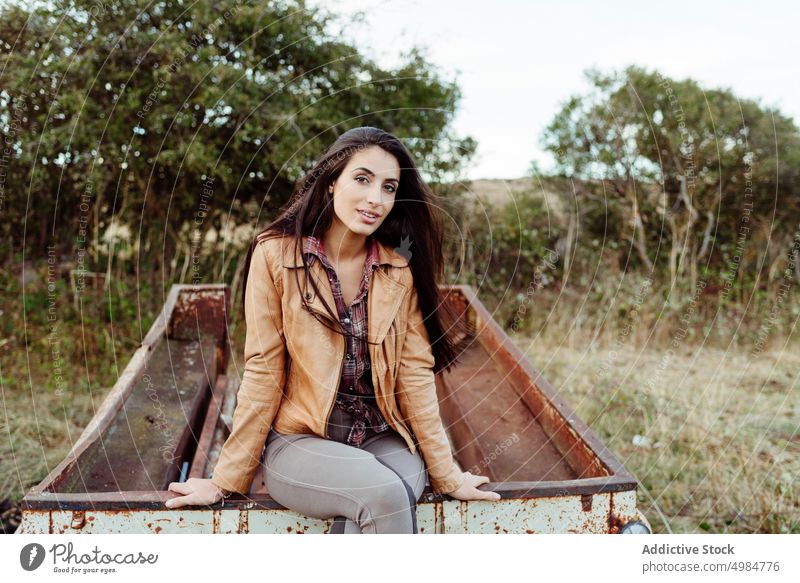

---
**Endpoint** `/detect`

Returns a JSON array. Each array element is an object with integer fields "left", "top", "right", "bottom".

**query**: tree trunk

[{"left": 628, "top": 183, "right": 653, "bottom": 271}]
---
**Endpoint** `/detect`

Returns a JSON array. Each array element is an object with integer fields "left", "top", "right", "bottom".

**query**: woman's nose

[{"left": 366, "top": 185, "right": 386, "bottom": 205}]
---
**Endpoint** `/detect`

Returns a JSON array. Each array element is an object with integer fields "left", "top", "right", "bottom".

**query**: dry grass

[
  {"left": 521, "top": 338, "right": 800, "bottom": 533},
  {"left": 1, "top": 387, "right": 97, "bottom": 499}
]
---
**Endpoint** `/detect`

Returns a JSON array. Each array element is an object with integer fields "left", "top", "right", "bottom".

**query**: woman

[{"left": 165, "top": 126, "right": 500, "bottom": 533}]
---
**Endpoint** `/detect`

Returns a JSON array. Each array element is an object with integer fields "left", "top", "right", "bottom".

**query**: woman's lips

[{"left": 357, "top": 209, "right": 379, "bottom": 224}]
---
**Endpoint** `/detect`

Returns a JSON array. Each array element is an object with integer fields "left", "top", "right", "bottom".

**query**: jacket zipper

[
  {"left": 322, "top": 334, "right": 346, "bottom": 439},
  {"left": 388, "top": 402, "right": 414, "bottom": 449},
  {"left": 374, "top": 361, "right": 414, "bottom": 448},
  {"left": 300, "top": 301, "right": 342, "bottom": 436}
]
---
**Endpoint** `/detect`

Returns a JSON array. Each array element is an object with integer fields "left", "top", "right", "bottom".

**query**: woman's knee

[{"left": 357, "top": 476, "right": 413, "bottom": 525}]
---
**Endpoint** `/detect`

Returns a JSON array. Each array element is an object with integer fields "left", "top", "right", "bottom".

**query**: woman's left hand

[{"left": 447, "top": 471, "right": 501, "bottom": 501}]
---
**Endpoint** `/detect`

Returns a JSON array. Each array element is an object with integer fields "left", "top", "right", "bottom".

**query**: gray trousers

[{"left": 263, "top": 427, "right": 427, "bottom": 533}]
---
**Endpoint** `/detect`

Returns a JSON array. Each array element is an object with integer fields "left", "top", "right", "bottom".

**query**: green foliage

[
  {"left": 540, "top": 65, "right": 800, "bottom": 282},
  {"left": 0, "top": 0, "right": 475, "bottom": 267}
]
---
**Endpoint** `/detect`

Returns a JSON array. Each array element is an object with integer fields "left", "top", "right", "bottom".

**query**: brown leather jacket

[{"left": 210, "top": 234, "right": 466, "bottom": 495}]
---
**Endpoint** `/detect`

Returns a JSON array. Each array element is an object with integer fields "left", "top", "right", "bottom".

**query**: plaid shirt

[{"left": 303, "top": 235, "right": 391, "bottom": 447}]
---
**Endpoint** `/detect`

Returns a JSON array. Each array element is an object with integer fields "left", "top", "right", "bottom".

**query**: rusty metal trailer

[{"left": 17, "top": 283, "right": 651, "bottom": 534}]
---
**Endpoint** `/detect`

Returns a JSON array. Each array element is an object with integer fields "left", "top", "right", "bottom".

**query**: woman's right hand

[
  {"left": 447, "top": 471, "right": 501, "bottom": 502},
  {"left": 165, "top": 478, "right": 225, "bottom": 508}
]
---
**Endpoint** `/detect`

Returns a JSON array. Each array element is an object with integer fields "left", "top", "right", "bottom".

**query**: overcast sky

[{"left": 321, "top": 0, "right": 800, "bottom": 180}]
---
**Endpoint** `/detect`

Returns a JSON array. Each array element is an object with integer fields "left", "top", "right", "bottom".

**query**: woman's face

[{"left": 329, "top": 146, "right": 399, "bottom": 237}]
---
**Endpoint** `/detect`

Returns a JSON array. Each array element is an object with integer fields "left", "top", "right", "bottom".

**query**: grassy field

[{"left": 521, "top": 338, "right": 799, "bottom": 534}]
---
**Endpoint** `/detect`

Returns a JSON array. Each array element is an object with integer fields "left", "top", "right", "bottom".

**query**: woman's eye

[
  {"left": 356, "top": 175, "right": 368, "bottom": 184},
  {"left": 384, "top": 184, "right": 396, "bottom": 193}
]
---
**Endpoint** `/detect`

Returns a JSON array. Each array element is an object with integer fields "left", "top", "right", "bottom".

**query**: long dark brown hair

[{"left": 241, "top": 126, "right": 470, "bottom": 373}]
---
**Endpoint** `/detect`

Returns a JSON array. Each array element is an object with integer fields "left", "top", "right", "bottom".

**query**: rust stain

[
  {"left": 170, "top": 291, "right": 228, "bottom": 343},
  {"left": 607, "top": 495, "right": 622, "bottom": 534},
  {"left": 71, "top": 510, "right": 86, "bottom": 530}
]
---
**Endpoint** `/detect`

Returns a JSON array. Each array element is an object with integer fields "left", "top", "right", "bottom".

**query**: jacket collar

[
  {"left": 281, "top": 234, "right": 410, "bottom": 268},
  {"left": 279, "top": 234, "right": 409, "bottom": 345}
]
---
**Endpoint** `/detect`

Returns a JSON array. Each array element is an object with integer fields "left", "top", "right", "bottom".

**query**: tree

[
  {"left": 0, "top": 0, "right": 476, "bottom": 278},
  {"left": 541, "top": 66, "right": 800, "bottom": 290}
]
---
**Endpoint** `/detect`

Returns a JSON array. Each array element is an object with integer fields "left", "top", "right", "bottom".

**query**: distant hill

[{"left": 453, "top": 176, "right": 570, "bottom": 223}]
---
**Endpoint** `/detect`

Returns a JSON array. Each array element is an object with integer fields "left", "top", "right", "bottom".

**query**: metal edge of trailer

[
  {"left": 19, "top": 473, "right": 636, "bottom": 511},
  {"left": 17, "top": 490, "right": 646, "bottom": 534}
]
